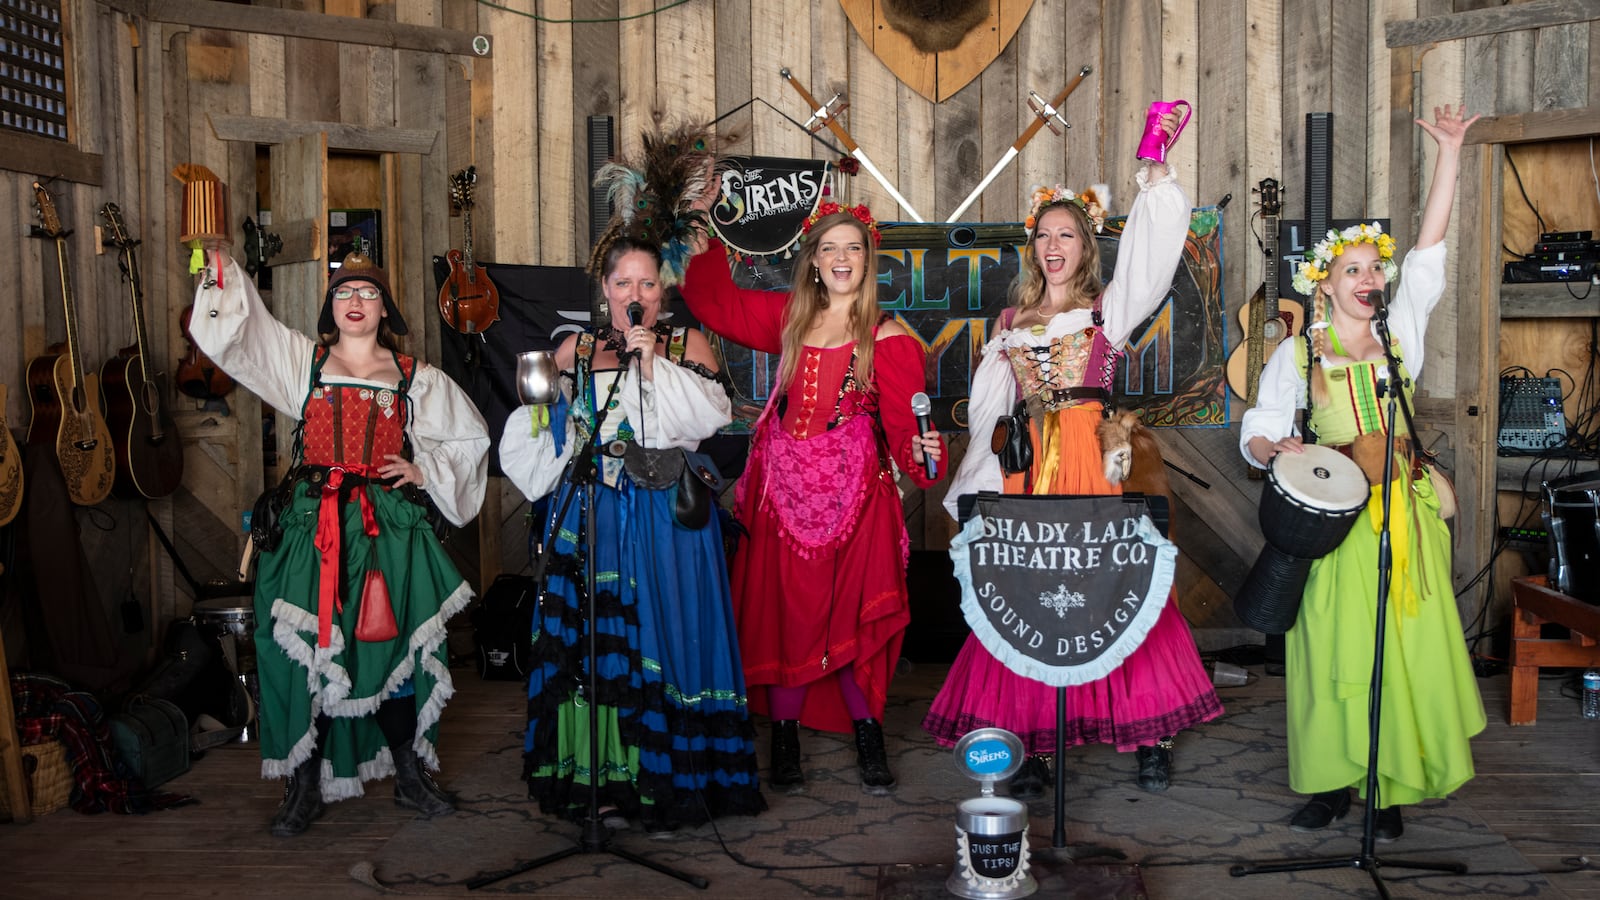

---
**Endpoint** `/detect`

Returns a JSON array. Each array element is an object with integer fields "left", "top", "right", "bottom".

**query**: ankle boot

[
  {"left": 392, "top": 743, "right": 455, "bottom": 817},
  {"left": 852, "top": 718, "right": 896, "bottom": 795},
  {"left": 769, "top": 719, "right": 805, "bottom": 789},
  {"left": 1135, "top": 736, "right": 1174, "bottom": 792},
  {"left": 269, "top": 756, "right": 325, "bottom": 837}
]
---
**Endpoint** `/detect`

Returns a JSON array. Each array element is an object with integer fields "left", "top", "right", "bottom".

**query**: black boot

[
  {"left": 852, "top": 718, "right": 896, "bottom": 795},
  {"left": 269, "top": 756, "right": 325, "bottom": 837},
  {"left": 1010, "top": 754, "right": 1052, "bottom": 801},
  {"left": 769, "top": 719, "right": 805, "bottom": 790},
  {"left": 1135, "top": 736, "right": 1174, "bottom": 792},
  {"left": 392, "top": 743, "right": 455, "bottom": 817}
]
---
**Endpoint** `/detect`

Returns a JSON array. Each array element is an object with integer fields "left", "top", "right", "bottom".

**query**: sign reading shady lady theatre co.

[{"left": 951, "top": 493, "right": 1177, "bottom": 687}]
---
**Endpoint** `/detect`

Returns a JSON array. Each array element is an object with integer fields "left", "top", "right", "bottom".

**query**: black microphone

[
  {"left": 910, "top": 391, "right": 937, "bottom": 480},
  {"left": 1367, "top": 288, "right": 1388, "bottom": 320},
  {"left": 620, "top": 302, "right": 645, "bottom": 363}
]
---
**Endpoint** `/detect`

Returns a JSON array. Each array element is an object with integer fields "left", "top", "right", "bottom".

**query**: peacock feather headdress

[{"left": 589, "top": 120, "right": 721, "bottom": 289}]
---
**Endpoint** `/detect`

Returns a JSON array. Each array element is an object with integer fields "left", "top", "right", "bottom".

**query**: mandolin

[
  {"left": 0, "top": 384, "right": 23, "bottom": 527},
  {"left": 100, "top": 202, "right": 185, "bottom": 499},
  {"left": 25, "top": 181, "right": 115, "bottom": 507},
  {"left": 438, "top": 166, "right": 500, "bottom": 334},
  {"left": 1226, "top": 177, "right": 1303, "bottom": 407}
]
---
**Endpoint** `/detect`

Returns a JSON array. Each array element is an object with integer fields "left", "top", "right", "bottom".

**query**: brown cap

[{"left": 318, "top": 251, "right": 407, "bottom": 336}]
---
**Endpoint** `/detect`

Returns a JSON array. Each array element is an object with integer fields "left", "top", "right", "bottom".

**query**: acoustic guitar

[
  {"left": 1226, "top": 178, "right": 1303, "bottom": 407},
  {"left": 25, "top": 181, "right": 115, "bottom": 507},
  {"left": 438, "top": 166, "right": 500, "bottom": 334},
  {"left": 0, "top": 384, "right": 23, "bottom": 527},
  {"left": 100, "top": 202, "right": 185, "bottom": 499}
]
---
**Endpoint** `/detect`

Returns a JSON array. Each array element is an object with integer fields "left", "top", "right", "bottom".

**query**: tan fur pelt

[
  {"left": 1099, "top": 411, "right": 1176, "bottom": 539},
  {"left": 881, "top": 0, "right": 991, "bottom": 53}
]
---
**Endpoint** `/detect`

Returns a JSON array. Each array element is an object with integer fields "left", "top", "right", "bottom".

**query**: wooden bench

[{"left": 1509, "top": 574, "right": 1600, "bottom": 725}]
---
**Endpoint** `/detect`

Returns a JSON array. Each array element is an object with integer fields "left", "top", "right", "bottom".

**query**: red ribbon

[{"left": 311, "top": 466, "right": 381, "bottom": 648}]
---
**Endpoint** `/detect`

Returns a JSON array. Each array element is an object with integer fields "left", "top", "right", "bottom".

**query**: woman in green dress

[
  {"left": 190, "top": 247, "right": 489, "bottom": 836},
  {"left": 1240, "top": 104, "right": 1484, "bottom": 843}
]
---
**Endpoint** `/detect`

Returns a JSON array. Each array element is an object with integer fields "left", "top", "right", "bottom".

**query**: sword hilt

[{"left": 1026, "top": 90, "right": 1071, "bottom": 136}]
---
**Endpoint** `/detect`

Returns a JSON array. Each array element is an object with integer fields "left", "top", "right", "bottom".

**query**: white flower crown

[{"left": 1291, "top": 222, "right": 1398, "bottom": 296}]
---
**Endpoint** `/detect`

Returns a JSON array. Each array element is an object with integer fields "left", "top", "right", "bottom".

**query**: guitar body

[
  {"left": 28, "top": 352, "right": 114, "bottom": 506},
  {"left": 102, "top": 347, "right": 184, "bottom": 499},
  {"left": 1225, "top": 293, "right": 1304, "bottom": 401},
  {"left": 438, "top": 250, "right": 501, "bottom": 334},
  {"left": 0, "top": 384, "right": 23, "bottom": 527}
]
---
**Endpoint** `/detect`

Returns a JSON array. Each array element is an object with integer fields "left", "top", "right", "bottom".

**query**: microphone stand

[
  {"left": 1230, "top": 309, "right": 1465, "bottom": 898},
  {"left": 468, "top": 352, "right": 707, "bottom": 891}
]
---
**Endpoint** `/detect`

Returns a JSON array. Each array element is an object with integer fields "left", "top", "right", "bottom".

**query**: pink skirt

[{"left": 923, "top": 597, "right": 1223, "bottom": 753}]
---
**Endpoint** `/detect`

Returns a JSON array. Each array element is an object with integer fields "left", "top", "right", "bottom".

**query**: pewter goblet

[{"left": 515, "top": 350, "right": 560, "bottom": 406}]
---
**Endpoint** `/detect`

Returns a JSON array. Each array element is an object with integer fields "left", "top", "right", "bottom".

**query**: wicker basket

[{"left": 0, "top": 740, "right": 72, "bottom": 819}]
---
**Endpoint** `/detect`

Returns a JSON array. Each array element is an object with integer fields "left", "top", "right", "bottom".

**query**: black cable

[{"left": 1504, "top": 148, "right": 1548, "bottom": 235}]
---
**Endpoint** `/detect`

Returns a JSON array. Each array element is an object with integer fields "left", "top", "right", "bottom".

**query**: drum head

[{"left": 1270, "top": 444, "right": 1369, "bottom": 514}]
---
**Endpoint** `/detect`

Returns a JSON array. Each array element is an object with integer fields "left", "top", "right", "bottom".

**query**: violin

[
  {"left": 176, "top": 303, "right": 235, "bottom": 401},
  {"left": 438, "top": 167, "right": 500, "bottom": 334}
]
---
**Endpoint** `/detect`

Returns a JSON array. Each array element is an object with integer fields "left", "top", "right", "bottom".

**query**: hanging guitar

[
  {"left": 25, "top": 181, "right": 116, "bottom": 507},
  {"left": 1226, "top": 178, "right": 1303, "bottom": 402},
  {"left": 100, "top": 202, "right": 185, "bottom": 499},
  {"left": 438, "top": 166, "right": 500, "bottom": 335},
  {"left": 0, "top": 384, "right": 23, "bottom": 527}
]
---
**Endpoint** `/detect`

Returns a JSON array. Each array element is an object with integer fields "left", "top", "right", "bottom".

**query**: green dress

[{"left": 1287, "top": 352, "right": 1486, "bottom": 805}]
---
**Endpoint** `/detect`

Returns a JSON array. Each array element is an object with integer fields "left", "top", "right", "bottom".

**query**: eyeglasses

[{"left": 333, "top": 286, "right": 382, "bottom": 301}]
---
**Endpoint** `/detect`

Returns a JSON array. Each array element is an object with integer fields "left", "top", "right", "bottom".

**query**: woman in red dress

[{"left": 681, "top": 202, "right": 944, "bottom": 794}]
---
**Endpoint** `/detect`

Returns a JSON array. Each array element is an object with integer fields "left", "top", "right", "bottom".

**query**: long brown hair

[
  {"left": 1011, "top": 201, "right": 1103, "bottom": 315},
  {"left": 777, "top": 212, "right": 881, "bottom": 389}
]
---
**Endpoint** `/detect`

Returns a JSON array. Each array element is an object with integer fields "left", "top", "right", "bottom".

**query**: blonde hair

[
  {"left": 777, "top": 211, "right": 881, "bottom": 390},
  {"left": 1307, "top": 291, "right": 1329, "bottom": 407},
  {"left": 1011, "top": 201, "right": 1103, "bottom": 316}
]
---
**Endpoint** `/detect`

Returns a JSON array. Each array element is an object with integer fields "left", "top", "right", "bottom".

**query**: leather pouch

[{"left": 991, "top": 401, "right": 1034, "bottom": 475}]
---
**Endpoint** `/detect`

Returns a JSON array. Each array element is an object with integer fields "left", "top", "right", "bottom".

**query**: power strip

[{"left": 1498, "top": 376, "right": 1568, "bottom": 452}]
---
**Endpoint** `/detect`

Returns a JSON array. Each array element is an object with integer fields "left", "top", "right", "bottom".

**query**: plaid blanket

[{"left": 10, "top": 673, "right": 194, "bottom": 814}]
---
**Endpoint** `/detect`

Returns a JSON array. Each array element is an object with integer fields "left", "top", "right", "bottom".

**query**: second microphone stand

[{"left": 1230, "top": 308, "right": 1466, "bottom": 898}]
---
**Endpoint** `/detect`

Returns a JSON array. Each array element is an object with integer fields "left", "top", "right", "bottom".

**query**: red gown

[{"left": 683, "top": 242, "right": 940, "bottom": 734}]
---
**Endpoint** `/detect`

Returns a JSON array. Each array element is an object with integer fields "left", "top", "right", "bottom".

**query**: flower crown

[
  {"left": 1291, "top": 222, "right": 1399, "bottom": 296},
  {"left": 1024, "top": 184, "right": 1109, "bottom": 237},
  {"left": 802, "top": 200, "right": 881, "bottom": 247}
]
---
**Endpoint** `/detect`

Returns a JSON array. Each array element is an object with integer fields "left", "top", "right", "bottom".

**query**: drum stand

[
  {"left": 1230, "top": 315, "right": 1466, "bottom": 898},
  {"left": 467, "top": 366, "right": 707, "bottom": 892}
]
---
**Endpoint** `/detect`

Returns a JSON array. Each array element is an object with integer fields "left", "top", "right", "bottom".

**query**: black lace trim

[{"left": 596, "top": 323, "right": 672, "bottom": 355}]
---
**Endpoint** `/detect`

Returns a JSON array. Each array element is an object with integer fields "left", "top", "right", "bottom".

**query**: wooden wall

[{"left": 5, "top": 0, "right": 1594, "bottom": 661}]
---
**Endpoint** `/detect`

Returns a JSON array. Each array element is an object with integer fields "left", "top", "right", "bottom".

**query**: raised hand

[{"left": 1416, "top": 103, "right": 1480, "bottom": 153}]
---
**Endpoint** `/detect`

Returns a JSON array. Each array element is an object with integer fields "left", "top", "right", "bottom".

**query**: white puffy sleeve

[
  {"left": 617, "top": 358, "right": 733, "bottom": 449},
  {"left": 1380, "top": 242, "right": 1447, "bottom": 380},
  {"left": 1238, "top": 339, "right": 1305, "bottom": 469},
  {"left": 1100, "top": 165, "right": 1193, "bottom": 347},
  {"left": 187, "top": 254, "right": 315, "bottom": 417},
  {"left": 406, "top": 365, "right": 489, "bottom": 526},
  {"left": 943, "top": 332, "right": 1016, "bottom": 520},
  {"left": 500, "top": 404, "right": 578, "bottom": 504}
]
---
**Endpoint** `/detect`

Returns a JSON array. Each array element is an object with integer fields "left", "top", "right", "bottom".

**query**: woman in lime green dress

[{"left": 1240, "top": 104, "right": 1485, "bottom": 843}]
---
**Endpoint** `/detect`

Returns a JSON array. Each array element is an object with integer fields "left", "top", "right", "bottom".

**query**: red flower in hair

[{"left": 802, "top": 200, "right": 881, "bottom": 246}]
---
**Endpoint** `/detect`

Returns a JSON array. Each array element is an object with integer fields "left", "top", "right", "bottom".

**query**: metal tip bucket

[{"left": 946, "top": 796, "right": 1037, "bottom": 899}]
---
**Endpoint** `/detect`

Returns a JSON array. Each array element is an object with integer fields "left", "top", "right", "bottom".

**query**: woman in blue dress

[{"left": 500, "top": 133, "right": 764, "bottom": 830}]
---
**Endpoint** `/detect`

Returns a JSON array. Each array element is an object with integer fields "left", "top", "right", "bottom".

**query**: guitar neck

[
  {"left": 123, "top": 243, "right": 154, "bottom": 384},
  {"left": 55, "top": 237, "right": 86, "bottom": 390},
  {"left": 1262, "top": 214, "right": 1279, "bottom": 318},
  {"left": 462, "top": 207, "right": 475, "bottom": 270}
]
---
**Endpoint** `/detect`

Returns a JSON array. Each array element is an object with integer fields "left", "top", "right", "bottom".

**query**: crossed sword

[{"left": 779, "top": 65, "right": 1094, "bottom": 225}]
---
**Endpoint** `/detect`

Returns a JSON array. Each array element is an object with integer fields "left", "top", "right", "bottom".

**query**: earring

[{"left": 813, "top": 266, "right": 821, "bottom": 285}]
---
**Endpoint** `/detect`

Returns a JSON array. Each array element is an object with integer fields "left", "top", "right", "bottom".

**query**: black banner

[
  {"left": 710, "top": 156, "right": 830, "bottom": 258},
  {"left": 950, "top": 493, "right": 1176, "bottom": 687}
]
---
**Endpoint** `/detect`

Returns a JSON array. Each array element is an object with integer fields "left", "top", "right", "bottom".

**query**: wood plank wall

[{"left": 6, "top": 0, "right": 1589, "bottom": 656}]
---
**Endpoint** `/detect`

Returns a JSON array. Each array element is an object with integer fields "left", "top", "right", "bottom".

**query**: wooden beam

[
  {"left": 0, "top": 133, "right": 104, "bottom": 185},
  {"left": 1501, "top": 281, "right": 1600, "bottom": 316},
  {"left": 1465, "top": 105, "right": 1600, "bottom": 144},
  {"left": 207, "top": 114, "right": 437, "bottom": 155},
  {"left": 97, "top": 0, "right": 488, "bottom": 56},
  {"left": 1386, "top": 0, "right": 1600, "bottom": 48}
]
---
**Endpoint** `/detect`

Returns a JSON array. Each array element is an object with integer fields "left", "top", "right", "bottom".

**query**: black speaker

[{"left": 587, "top": 115, "right": 614, "bottom": 245}]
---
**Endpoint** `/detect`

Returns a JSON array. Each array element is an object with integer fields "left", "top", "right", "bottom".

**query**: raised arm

[
  {"left": 680, "top": 239, "right": 789, "bottom": 353},
  {"left": 1413, "top": 104, "right": 1480, "bottom": 250}
]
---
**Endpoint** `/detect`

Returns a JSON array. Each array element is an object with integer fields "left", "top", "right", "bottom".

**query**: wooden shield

[{"left": 839, "top": 0, "right": 1034, "bottom": 103}]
